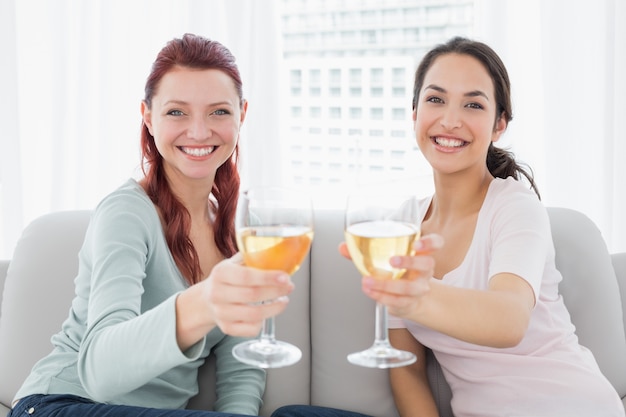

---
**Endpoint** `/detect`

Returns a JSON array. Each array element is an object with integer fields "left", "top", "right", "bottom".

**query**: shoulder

[
  {"left": 96, "top": 179, "right": 155, "bottom": 216},
  {"left": 485, "top": 177, "right": 549, "bottom": 230},
  {"left": 90, "top": 179, "right": 160, "bottom": 235},
  {"left": 488, "top": 177, "right": 543, "bottom": 212}
]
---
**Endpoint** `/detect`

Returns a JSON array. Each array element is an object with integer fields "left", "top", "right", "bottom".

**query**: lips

[{"left": 179, "top": 146, "right": 216, "bottom": 157}]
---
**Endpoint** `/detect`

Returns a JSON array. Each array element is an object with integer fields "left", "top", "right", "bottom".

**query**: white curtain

[
  {"left": 0, "top": 0, "right": 282, "bottom": 258},
  {"left": 474, "top": 0, "right": 626, "bottom": 253}
]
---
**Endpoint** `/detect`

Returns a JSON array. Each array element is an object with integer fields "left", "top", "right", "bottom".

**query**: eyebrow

[
  {"left": 162, "top": 99, "right": 234, "bottom": 107},
  {"left": 423, "top": 84, "right": 489, "bottom": 100}
]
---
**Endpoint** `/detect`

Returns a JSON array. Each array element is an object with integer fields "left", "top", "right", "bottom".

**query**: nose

[
  {"left": 187, "top": 115, "right": 212, "bottom": 141},
  {"left": 440, "top": 107, "right": 462, "bottom": 130}
]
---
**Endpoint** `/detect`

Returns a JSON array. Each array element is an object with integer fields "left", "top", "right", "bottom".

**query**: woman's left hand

[{"left": 339, "top": 234, "right": 444, "bottom": 318}]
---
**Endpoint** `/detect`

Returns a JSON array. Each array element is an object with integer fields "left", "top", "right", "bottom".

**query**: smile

[
  {"left": 179, "top": 146, "right": 216, "bottom": 157},
  {"left": 432, "top": 137, "right": 467, "bottom": 148}
]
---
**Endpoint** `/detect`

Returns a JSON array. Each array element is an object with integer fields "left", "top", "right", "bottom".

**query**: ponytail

[{"left": 487, "top": 143, "right": 541, "bottom": 199}]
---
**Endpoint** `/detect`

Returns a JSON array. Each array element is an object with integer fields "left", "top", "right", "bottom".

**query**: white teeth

[
  {"left": 181, "top": 146, "right": 215, "bottom": 156},
  {"left": 434, "top": 137, "right": 465, "bottom": 148}
]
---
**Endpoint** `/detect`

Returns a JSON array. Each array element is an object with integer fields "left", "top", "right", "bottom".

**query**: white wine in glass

[
  {"left": 344, "top": 186, "right": 420, "bottom": 368},
  {"left": 233, "top": 187, "right": 313, "bottom": 368}
]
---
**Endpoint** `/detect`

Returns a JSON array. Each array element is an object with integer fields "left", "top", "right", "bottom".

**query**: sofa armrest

[{"left": 613, "top": 252, "right": 626, "bottom": 337}]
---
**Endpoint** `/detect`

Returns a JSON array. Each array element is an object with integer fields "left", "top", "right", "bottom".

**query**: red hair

[{"left": 140, "top": 34, "right": 242, "bottom": 284}]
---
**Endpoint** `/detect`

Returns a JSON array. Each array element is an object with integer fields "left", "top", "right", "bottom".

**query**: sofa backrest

[{"left": 548, "top": 207, "right": 626, "bottom": 397}]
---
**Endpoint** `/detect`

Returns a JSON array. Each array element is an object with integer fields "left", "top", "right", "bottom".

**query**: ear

[
  {"left": 240, "top": 99, "right": 248, "bottom": 125},
  {"left": 491, "top": 113, "right": 507, "bottom": 143},
  {"left": 141, "top": 101, "right": 154, "bottom": 135}
]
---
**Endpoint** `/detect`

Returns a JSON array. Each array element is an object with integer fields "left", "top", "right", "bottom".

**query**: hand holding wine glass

[
  {"left": 232, "top": 187, "right": 314, "bottom": 368},
  {"left": 344, "top": 185, "right": 420, "bottom": 368}
]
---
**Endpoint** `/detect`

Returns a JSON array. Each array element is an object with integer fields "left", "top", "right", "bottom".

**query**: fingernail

[
  {"left": 363, "top": 277, "right": 375, "bottom": 288},
  {"left": 277, "top": 273, "right": 289, "bottom": 283},
  {"left": 432, "top": 234, "right": 444, "bottom": 248},
  {"left": 413, "top": 240, "right": 425, "bottom": 250},
  {"left": 390, "top": 256, "right": 401, "bottom": 267}
]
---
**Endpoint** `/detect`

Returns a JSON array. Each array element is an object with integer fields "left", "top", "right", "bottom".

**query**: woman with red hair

[{"left": 10, "top": 34, "right": 293, "bottom": 417}]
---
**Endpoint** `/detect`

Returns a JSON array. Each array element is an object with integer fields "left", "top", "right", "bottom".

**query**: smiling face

[
  {"left": 141, "top": 66, "right": 247, "bottom": 188},
  {"left": 413, "top": 53, "right": 506, "bottom": 176}
]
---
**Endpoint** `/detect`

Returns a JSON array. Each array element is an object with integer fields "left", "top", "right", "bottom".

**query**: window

[
  {"left": 392, "top": 67, "right": 405, "bottom": 85},
  {"left": 370, "top": 87, "right": 383, "bottom": 97},
  {"left": 329, "top": 107, "right": 342, "bottom": 119},
  {"left": 370, "top": 108, "right": 384, "bottom": 120},
  {"left": 291, "top": 106, "right": 303, "bottom": 118},
  {"left": 349, "top": 68, "right": 362, "bottom": 85},
  {"left": 370, "top": 68, "right": 383, "bottom": 84},
  {"left": 349, "top": 107, "right": 362, "bottom": 119},
  {"left": 280, "top": 0, "right": 475, "bottom": 197},
  {"left": 290, "top": 69, "right": 302, "bottom": 85},
  {"left": 309, "top": 69, "right": 321, "bottom": 84},
  {"left": 392, "top": 108, "right": 405, "bottom": 120},
  {"left": 310, "top": 106, "right": 322, "bottom": 118},
  {"left": 349, "top": 87, "right": 362, "bottom": 97}
]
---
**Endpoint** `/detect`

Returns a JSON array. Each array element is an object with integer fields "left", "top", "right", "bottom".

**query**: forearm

[
  {"left": 389, "top": 329, "right": 439, "bottom": 417},
  {"left": 79, "top": 294, "right": 204, "bottom": 401},
  {"left": 391, "top": 368, "right": 439, "bottom": 417},
  {"left": 176, "top": 284, "right": 217, "bottom": 351},
  {"left": 409, "top": 278, "right": 532, "bottom": 348}
]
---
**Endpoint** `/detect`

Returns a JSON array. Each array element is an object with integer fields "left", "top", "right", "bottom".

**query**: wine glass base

[
  {"left": 347, "top": 345, "right": 417, "bottom": 369},
  {"left": 232, "top": 339, "right": 302, "bottom": 368}
]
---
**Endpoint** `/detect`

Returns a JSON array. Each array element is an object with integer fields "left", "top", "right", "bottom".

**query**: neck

[
  {"left": 163, "top": 170, "right": 214, "bottom": 224},
  {"left": 428, "top": 169, "right": 494, "bottom": 222}
]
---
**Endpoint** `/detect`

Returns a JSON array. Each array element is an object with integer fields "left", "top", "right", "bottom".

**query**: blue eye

[
  {"left": 167, "top": 109, "right": 184, "bottom": 116},
  {"left": 212, "top": 109, "right": 230, "bottom": 116}
]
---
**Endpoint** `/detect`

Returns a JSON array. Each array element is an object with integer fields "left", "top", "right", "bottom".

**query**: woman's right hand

[{"left": 175, "top": 254, "right": 294, "bottom": 351}]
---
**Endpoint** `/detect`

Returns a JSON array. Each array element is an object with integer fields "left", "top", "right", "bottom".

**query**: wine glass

[
  {"left": 344, "top": 185, "right": 420, "bottom": 368},
  {"left": 232, "top": 186, "right": 314, "bottom": 368}
]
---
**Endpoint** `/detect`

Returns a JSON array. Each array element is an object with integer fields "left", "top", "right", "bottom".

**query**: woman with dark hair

[
  {"left": 10, "top": 33, "right": 293, "bottom": 417},
  {"left": 339, "top": 37, "right": 624, "bottom": 416}
]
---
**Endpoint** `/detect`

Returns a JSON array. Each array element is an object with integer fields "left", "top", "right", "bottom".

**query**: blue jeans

[
  {"left": 9, "top": 394, "right": 252, "bottom": 417},
  {"left": 270, "top": 405, "right": 373, "bottom": 417}
]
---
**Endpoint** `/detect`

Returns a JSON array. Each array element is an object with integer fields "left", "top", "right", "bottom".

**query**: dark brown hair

[
  {"left": 140, "top": 33, "right": 242, "bottom": 284},
  {"left": 412, "top": 36, "right": 540, "bottom": 198}
]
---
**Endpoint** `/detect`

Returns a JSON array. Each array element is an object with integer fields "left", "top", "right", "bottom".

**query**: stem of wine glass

[
  {"left": 259, "top": 316, "right": 276, "bottom": 345},
  {"left": 374, "top": 302, "right": 392, "bottom": 349}
]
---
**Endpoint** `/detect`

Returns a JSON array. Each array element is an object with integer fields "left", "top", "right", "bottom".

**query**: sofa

[{"left": 1, "top": 207, "right": 626, "bottom": 417}]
